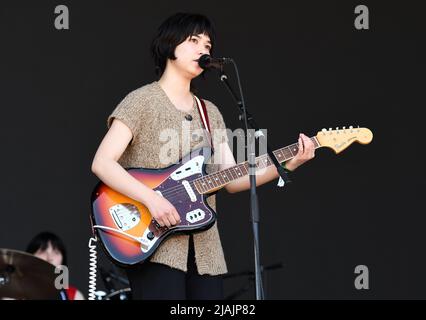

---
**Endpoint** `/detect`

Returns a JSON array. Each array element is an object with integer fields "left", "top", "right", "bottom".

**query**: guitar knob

[{"left": 147, "top": 232, "right": 155, "bottom": 241}]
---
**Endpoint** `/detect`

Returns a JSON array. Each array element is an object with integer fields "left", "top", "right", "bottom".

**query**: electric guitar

[{"left": 91, "top": 126, "right": 373, "bottom": 266}]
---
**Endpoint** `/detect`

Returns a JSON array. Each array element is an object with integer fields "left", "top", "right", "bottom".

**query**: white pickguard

[{"left": 170, "top": 155, "right": 204, "bottom": 180}]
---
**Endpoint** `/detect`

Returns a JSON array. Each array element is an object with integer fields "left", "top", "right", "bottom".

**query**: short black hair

[
  {"left": 150, "top": 12, "right": 216, "bottom": 77},
  {"left": 26, "top": 231, "right": 68, "bottom": 266}
]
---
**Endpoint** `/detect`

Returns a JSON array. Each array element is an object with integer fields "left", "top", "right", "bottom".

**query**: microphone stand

[
  {"left": 223, "top": 262, "right": 284, "bottom": 300},
  {"left": 216, "top": 63, "right": 291, "bottom": 300}
]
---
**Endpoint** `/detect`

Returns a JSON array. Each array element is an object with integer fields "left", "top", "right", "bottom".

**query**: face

[
  {"left": 34, "top": 242, "right": 63, "bottom": 267},
  {"left": 170, "top": 33, "right": 212, "bottom": 78}
]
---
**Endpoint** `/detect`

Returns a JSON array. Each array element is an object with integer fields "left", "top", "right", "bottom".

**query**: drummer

[{"left": 26, "top": 232, "right": 85, "bottom": 300}]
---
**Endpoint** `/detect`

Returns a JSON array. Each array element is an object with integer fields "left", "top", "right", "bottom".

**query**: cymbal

[{"left": 0, "top": 248, "right": 62, "bottom": 300}]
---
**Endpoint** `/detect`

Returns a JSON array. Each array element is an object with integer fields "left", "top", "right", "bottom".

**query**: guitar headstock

[{"left": 316, "top": 126, "right": 373, "bottom": 154}]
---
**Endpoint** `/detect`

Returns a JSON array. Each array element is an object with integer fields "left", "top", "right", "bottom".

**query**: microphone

[{"left": 197, "top": 54, "right": 232, "bottom": 69}]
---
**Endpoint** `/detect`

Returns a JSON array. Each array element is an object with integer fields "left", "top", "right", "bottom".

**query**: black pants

[{"left": 126, "top": 235, "right": 224, "bottom": 300}]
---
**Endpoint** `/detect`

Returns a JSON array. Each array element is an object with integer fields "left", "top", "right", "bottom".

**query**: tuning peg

[
  {"left": 349, "top": 125, "right": 353, "bottom": 133},
  {"left": 322, "top": 128, "right": 327, "bottom": 135},
  {"left": 336, "top": 127, "right": 339, "bottom": 134}
]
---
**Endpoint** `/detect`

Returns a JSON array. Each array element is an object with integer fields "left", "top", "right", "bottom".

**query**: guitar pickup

[
  {"left": 185, "top": 209, "right": 205, "bottom": 224},
  {"left": 182, "top": 180, "right": 197, "bottom": 202}
]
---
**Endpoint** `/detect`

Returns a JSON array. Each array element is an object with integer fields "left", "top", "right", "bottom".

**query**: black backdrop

[{"left": 1, "top": 0, "right": 425, "bottom": 299}]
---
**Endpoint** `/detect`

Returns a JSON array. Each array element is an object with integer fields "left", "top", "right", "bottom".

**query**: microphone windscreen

[{"left": 198, "top": 54, "right": 211, "bottom": 69}]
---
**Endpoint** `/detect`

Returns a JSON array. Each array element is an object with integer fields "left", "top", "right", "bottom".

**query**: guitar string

[
  {"left": 157, "top": 140, "right": 309, "bottom": 199},
  {"left": 118, "top": 140, "right": 315, "bottom": 202},
  {"left": 158, "top": 152, "right": 286, "bottom": 199},
  {"left": 155, "top": 143, "right": 304, "bottom": 201},
  {"left": 151, "top": 142, "right": 308, "bottom": 202}
]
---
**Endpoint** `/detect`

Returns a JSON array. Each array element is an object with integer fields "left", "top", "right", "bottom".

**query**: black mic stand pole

[{"left": 216, "top": 64, "right": 291, "bottom": 300}]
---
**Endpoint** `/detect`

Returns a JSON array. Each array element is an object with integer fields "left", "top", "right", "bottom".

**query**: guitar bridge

[{"left": 108, "top": 203, "right": 141, "bottom": 231}]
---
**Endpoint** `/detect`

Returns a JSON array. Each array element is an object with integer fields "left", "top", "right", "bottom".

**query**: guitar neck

[{"left": 194, "top": 136, "right": 321, "bottom": 194}]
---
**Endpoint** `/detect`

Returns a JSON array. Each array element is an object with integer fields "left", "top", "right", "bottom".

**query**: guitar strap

[{"left": 193, "top": 95, "right": 214, "bottom": 153}]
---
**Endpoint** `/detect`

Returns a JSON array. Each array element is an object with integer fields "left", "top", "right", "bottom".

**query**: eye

[
  {"left": 190, "top": 37, "right": 198, "bottom": 43},
  {"left": 205, "top": 45, "right": 211, "bottom": 51}
]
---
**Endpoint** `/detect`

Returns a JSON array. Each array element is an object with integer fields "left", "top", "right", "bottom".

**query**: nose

[{"left": 198, "top": 45, "right": 210, "bottom": 56}]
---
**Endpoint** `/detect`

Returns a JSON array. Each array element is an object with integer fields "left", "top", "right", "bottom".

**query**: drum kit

[
  {"left": 0, "top": 248, "right": 132, "bottom": 300},
  {"left": 98, "top": 266, "right": 132, "bottom": 300},
  {"left": 103, "top": 287, "right": 132, "bottom": 300},
  {"left": 0, "top": 248, "right": 65, "bottom": 300}
]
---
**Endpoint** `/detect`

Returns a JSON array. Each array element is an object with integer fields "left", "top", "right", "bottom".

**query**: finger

[
  {"left": 303, "top": 134, "right": 313, "bottom": 147},
  {"left": 298, "top": 136, "right": 304, "bottom": 155},
  {"left": 159, "top": 214, "right": 171, "bottom": 228},
  {"left": 173, "top": 209, "right": 181, "bottom": 224},
  {"left": 301, "top": 134, "right": 312, "bottom": 153},
  {"left": 167, "top": 213, "right": 177, "bottom": 226},
  {"left": 167, "top": 212, "right": 177, "bottom": 226},
  {"left": 302, "top": 136, "right": 315, "bottom": 158},
  {"left": 156, "top": 218, "right": 165, "bottom": 228},
  {"left": 163, "top": 218, "right": 171, "bottom": 228}
]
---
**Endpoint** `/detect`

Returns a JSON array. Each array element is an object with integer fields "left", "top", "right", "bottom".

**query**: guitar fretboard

[{"left": 194, "top": 137, "right": 321, "bottom": 194}]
